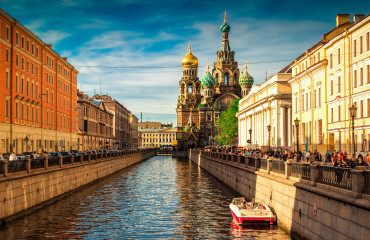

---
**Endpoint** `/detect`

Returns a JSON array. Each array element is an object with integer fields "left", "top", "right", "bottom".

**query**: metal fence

[
  {"left": 31, "top": 159, "right": 45, "bottom": 169},
  {"left": 248, "top": 157, "right": 255, "bottom": 167},
  {"left": 260, "top": 158, "right": 267, "bottom": 170},
  {"left": 48, "top": 157, "right": 59, "bottom": 167},
  {"left": 363, "top": 171, "right": 370, "bottom": 195},
  {"left": 8, "top": 160, "right": 27, "bottom": 173},
  {"left": 271, "top": 160, "right": 285, "bottom": 174},
  {"left": 63, "top": 156, "right": 72, "bottom": 165},
  {"left": 291, "top": 163, "right": 311, "bottom": 180},
  {"left": 318, "top": 166, "right": 352, "bottom": 190}
]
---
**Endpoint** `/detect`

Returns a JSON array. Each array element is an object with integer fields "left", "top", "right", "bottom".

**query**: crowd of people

[
  {"left": 0, "top": 150, "right": 50, "bottom": 161},
  {"left": 203, "top": 146, "right": 370, "bottom": 168}
]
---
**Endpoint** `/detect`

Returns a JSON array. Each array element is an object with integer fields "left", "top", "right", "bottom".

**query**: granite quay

[
  {"left": 0, "top": 149, "right": 155, "bottom": 225},
  {"left": 190, "top": 149, "right": 370, "bottom": 240}
]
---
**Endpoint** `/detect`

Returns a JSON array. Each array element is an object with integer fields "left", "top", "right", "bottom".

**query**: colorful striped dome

[
  {"left": 239, "top": 57, "right": 253, "bottom": 88},
  {"left": 239, "top": 72, "right": 254, "bottom": 88},
  {"left": 220, "top": 22, "right": 230, "bottom": 33},
  {"left": 202, "top": 72, "right": 216, "bottom": 88}
]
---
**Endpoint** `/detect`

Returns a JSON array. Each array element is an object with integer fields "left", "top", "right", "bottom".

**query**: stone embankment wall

[
  {"left": 0, "top": 151, "right": 155, "bottom": 223},
  {"left": 190, "top": 150, "right": 370, "bottom": 240}
]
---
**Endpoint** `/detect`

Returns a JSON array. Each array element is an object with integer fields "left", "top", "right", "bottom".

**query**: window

[
  {"left": 27, "top": 106, "right": 29, "bottom": 121},
  {"left": 330, "top": 79, "right": 333, "bottom": 95},
  {"left": 338, "top": 48, "right": 340, "bottom": 65},
  {"left": 21, "top": 78, "right": 24, "bottom": 93},
  {"left": 5, "top": 101, "right": 9, "bottom": 117},
  {"left": 295, "top": 97, "right": 297, "bottom": 112},
  {"left": 27, "top": 80, "right": 29, "bottom": 95},
  {"left": 36, "top": 109, "right": 39, "bottom": 122},
  {"left": 32, "top": 83, "right": 34, "bottom": 97},
  {"left": 338, "top": 106, "right": 341, "bottom": 122},
  {"left": 360, "top": 36, "right": 363, "bottom": 55},
  {"left": 47, "top": 90, "right": 49, "bottom": 103},
  {"left": 354, "top": 39, "right": 357, "bottom": 57},
  {"left": 16, "top": 55, "right": 19, "bottom": 67},
  {"left": 15, "top": 32, "right": 19, "bottom": 45},
  {"left": 5, "top": 71, "right": 9, "bottom": 89},
  {"left": 16, "top": 76, "right": 19, "bottom": 91},
  {"left": 306, "top": 93, "right": 308, "bottom": 110},
  {"left": 6, "top": 49, "right": 9, "bottom": 62},
  {"left": 314, "top": 90, "right": 316, "bottom": 108},
  {"left": 354, "top": 70, "right": 357, "bottom": 88},
  {"left": 36, "top": 85, "right": 39, "bottom": 98},
  {"left": 15, "top": 103, "right": 18, "bottom": 118},
  {"left": 27, "top": 61, "right": 29, "bottom": 72},
  {"left": 31, "top": 44, "right": 34, "bottom": 54},
  {"left": 27, "top": 40, "right": 30, "bottom": 52},
  {"left": 21, "top": 37, "right": 24, "bottom": 49},
  {"left": 331, "top": 108, "right": 333, "bottom": 123},
  {"left": 32, "top": 108, "right": 34, "bottom": 121},
  {"left": 338, "top": 76, "right": 341, "bottom": 93},
  {"left": 225, "top": 73, "right": 229, "bottom": 86},
  {"left": 360, "top": 67, "right": 363, "bottom": 86},
  {"left": 330, "top": 54, "right": 333, "bottom": 68},
  {"left": 21, "top": 105, "right": 24, "bottom": 120},
  {"left": 21, "top": 58, "right": 24, "bottom": 70},
  {"left": 36, "top": 66, "right": 39, "bottom": 77},
  {"left": 6, "top": 26, "right": 9, "bottom": 40},
  {"left": 302, "top": 94, "right": 304, "bottom": 111},
  {"left": 318, "top": 88, "right": 321, "bottom": 106},
  {"left": 318, "top": 52, "right": 320, "bottom": 61},
  {"left": 360, "top": 100, "right": 364, "bottom": 118},
  {"left": 36, "top": 47, "right": 39, "bottom": 58}
]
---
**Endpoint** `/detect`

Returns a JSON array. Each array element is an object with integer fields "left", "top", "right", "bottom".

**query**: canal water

[{"left": 0, "top": 156, "right": 292, "bottom": 239}]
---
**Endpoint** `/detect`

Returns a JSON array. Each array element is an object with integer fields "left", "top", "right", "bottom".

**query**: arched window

[
  {"left": 225, "top": 73, "right": 229, "bottom": 86},
  {"left": 215, "top": 73, "right": 219, "bottom": 85},
  {"left": 234, "top": 74, "right": 237, "bottom": 83},
  {"left": 188, "top": 84, "right": 193, "bottom": 94},
  {"left": 180, "top": 84, "right": 185, "bottom": 94}
]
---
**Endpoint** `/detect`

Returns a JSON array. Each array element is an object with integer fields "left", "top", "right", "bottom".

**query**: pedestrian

[
  {"left": 9, "top": 152, "right": 16, "bottom": 161},
  {"left": 357, "top": 155, "right": 369, "bottom": 167}
]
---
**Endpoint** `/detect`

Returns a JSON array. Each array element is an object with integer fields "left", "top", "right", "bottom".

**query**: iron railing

[
  {"left": 363, "top": 171, "right": 370, "bottom": 195},
  {"left": 48, "top": 157, "right": 59, "bottom": 167},
  {"left": 318, "top": 166, "right": 352, "bottom": 190},
  {"left": 63, "top": 156, "right": 72, "bottom": 165},
  {"left": 31, "top": 158, "right": 45, "bottom": 169},
  {"left": 260, "top": 158, "right": 267, "bottom": 170},
  {"left": 271, "top": 160, "right": 285, "bottom": 174},
  {"left": 8, "top": 160, "right": 27, "bottom": 173},
  {"left": 248, "top": 157, "right": 255, "bottom": 167},
  {"left": 291, "top": 163, "right": 311, "bottom": 180}
]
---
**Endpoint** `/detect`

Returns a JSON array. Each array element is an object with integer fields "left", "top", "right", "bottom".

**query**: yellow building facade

[
  {"left": 237, "top": 71, "right": 292, "bottom": 149},
  {"left": 139, "top": 128, "right": 177, "bottom": 148},
  {"left": 289, "top": 14, "right": 369, "bottom": 154}
]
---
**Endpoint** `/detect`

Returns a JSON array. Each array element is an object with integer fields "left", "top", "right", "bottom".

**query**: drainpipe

[
  {"left": 10, "top": 20, "right": 17, "bottom": 153},
  {"left": 345, "top": 29, "right": 352, "bottom": 154}
]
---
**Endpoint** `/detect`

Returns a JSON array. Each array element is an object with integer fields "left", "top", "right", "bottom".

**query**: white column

[{"left": 288, "top": 107, "right": 291, "bottom": 147}]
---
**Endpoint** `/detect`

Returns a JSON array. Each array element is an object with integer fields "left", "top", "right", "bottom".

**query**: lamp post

[
  {"left": 294, "top": 118, "right": 300, "bottom": 161},
  {"left": 349, "top": 104, "right": 357, "bottom": 156},
  {"left": 267, "top": 125, "right": 271, "bottom": 152},
  {"left": 248, "top": 129, "right": 252, "bottom": 145}
]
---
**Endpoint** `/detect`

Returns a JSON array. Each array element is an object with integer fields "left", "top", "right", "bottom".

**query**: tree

[{"left": 215, "top": 98, "right": 240, "bottom": 145}]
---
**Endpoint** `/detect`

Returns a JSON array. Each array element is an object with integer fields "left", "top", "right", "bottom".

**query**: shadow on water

[{"left": 0, "top": 156, "right": 291, "bottom": 239}]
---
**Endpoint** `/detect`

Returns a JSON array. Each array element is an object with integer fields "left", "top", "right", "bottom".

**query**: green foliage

[{"left": 215, "top": 98, "right": 240, "bottom": 145}]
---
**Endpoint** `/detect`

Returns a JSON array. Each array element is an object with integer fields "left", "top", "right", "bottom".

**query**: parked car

[
  {"left": 50, "top": 152, "right": 61, "bottom": 157},
  {"left": 16, "top": 154, "right": 26, "bottom": 160},
  {"left": 59, "top": 152, "right": 71, "bottom": 157}
]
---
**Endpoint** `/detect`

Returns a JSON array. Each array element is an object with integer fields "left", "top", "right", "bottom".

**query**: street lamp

[
  {"left": 349, "top": 104, "right": 357, "bottom": 156},
  {"left": 248, "top": 129, "right": 252, "bottom": 145},
  {"left": 294, "top": 118, "right": 300, "bottom": 160},
  {"left": 267, "top": 124, "right": 271, "bottom": 152}
]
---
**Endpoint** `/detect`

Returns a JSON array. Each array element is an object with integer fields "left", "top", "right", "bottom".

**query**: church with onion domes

[{"left": 176, "top": 11, "right": 254, "bottom": 147}]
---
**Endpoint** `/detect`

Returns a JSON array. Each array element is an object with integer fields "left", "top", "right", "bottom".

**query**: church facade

[{"left": 176, "top": 12, "right": 254, "bottom": 147}]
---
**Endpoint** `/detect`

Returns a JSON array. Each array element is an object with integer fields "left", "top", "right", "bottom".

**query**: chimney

[
  {"left": 353, "top": 14, "right": 365, "bottom": 23},
  {"left": 63, "top": 57, "right": 68, "bottom": 61},
  {"left": 46, "top": 44, "right": 52, "bottom": 49},
  {"left": 336, "top": 14, "right": 350, "bottom": 27}
]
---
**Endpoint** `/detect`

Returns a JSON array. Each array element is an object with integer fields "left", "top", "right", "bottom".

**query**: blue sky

[{"left": 2, "top": 0, "right": 369, "bottom": 124}]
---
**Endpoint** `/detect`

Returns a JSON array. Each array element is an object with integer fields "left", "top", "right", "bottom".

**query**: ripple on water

[{"left": 0, "top": 156, "right": 292, "bottom": 239}]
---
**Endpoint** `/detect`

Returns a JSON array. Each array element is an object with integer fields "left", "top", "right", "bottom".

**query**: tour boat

[{"left": 229, "top": 198, "right": 276, "bottom": 225}]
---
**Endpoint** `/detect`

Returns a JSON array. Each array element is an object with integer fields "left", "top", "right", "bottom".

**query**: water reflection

[{"left": 0, "top": 156, "right": 291, "bottom": 239}]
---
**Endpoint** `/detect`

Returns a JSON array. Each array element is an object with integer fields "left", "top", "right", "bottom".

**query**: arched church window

[
  {"left": 188, "top": 84, "right": 193, "bottom": 94},
  {"left": 225, "top": 73, "right": 229, "bottom": 86}
]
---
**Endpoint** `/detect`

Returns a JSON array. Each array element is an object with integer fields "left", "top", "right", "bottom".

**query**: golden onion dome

[{"left": 182, "top": 40, "right": 198, "bottom": 66}]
